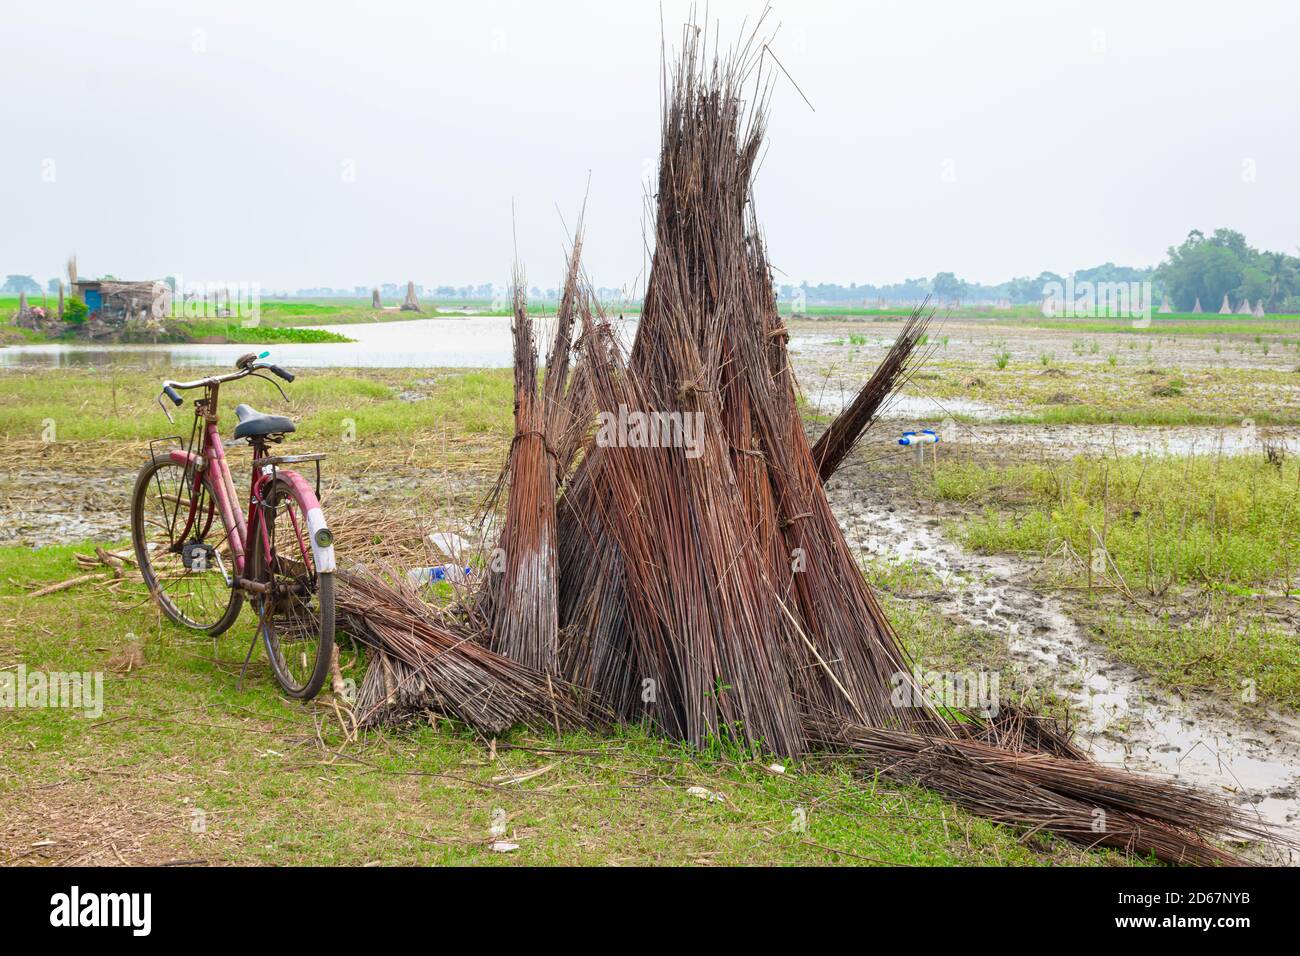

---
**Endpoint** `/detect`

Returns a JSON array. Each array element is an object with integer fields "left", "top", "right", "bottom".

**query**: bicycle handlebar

[
  {"left": 161, "top": 357, "right": 297, "bottom": 393},
  {"left": 161, "top": 367, "right": 253, "bottom": 393},
  {"left": 156, "top": 356, "right": 296, "bottom": 421}
]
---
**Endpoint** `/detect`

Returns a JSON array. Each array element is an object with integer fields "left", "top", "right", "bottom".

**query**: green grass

[
  {"left": 0, "top": 365, "right": 1135, "bottom": 865},
  {"left": 913, "top": 361, "right": 1300, "bottom": 426},
  {"left": 861, "top": 556, "right": 1073, "bottom": 718},
  {"left": 924, "top": 453, "right": 1300, "bottom": 710},
  {"left": 2, "top": 295, "right": 479, "bottom": 344},
  {"left": 991, "top": 405, "right": 1291, "bottom": 427},
  {"left": 0, "top": 542, "right": 1112, "bottom": 866},
  {"left": 781, "top": 304, "right": 1300, "bottom": 331},
  {"left": 251, "top": 301, "right": 439, "bottom": 326},
  {"left": 158, "top": 321, "right": 352, "bottom": 344},
  {"left": 867, "top": 560, "right": 1017, "bottom": 690},
  {"left": 1091, "top": 607, "right": 1300, "bottom": 710},
  {"left": 10, "top": 295, "right": 1300, "bottom": 330},
  {"left": 931, "top": 455, "right": 1300, "bottom": 591},
  {"left": 1, "top": 305, "right": 354, "bottom": 345},
  {"left": 1031, "top": 317, "right": 1300, "bottom": 337},
  {"left": 0, "top": 367, "right": 514, "bottom": 450},
  {"left": 0, "top": 323, "right": 45, "bottom": 345},
  {"left": 252, "top": 298, "right": 568, "bottom": 323},
  {"left": 0, "top": 355, "right": 1279, "bottom": 862}
]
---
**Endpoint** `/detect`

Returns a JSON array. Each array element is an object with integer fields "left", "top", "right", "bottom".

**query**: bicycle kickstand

[{"left": 236, "top": 599, "right": 267, "bottom": 691}]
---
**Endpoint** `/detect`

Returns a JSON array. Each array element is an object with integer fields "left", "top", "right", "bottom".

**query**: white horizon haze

[{"left": 2, "top": 0, "right": 1296, "bottom": 293}]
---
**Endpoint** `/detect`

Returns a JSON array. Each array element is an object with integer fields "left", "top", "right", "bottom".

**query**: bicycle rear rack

[{"left": 252, "top": 453, "right": 327, "bottom": 501}]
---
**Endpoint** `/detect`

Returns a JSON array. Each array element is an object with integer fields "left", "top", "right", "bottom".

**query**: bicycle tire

[
  {"left": 250, "top": 476, "right": 335, "bottom": 700},
  {"left": 130, "top": 453, "right": 244, "bottom": 635}
]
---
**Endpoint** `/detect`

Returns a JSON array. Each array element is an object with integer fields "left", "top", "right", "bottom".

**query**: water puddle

[
  {"left": 809, "top": 390, "right": 1004, "bottom": 421},
  {"left": 0, "top": 317, "right": 640, "bottom": 370},
  {"left": 836, "top": 499, "right": 1300, "bottom": 856},
  {"left": 951, "top": 422, "right": 1300, "bottom": 458}
]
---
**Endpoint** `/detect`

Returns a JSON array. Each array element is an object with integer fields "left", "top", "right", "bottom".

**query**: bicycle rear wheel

[
  {"left": 131, "top": 454, "right": 243, "bottom": 634},
  {"left": 249, "top": 476, "right": 334, "bottom": 700}
]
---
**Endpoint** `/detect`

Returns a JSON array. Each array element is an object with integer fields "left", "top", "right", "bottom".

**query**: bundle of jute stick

[{"left": 336, "top": 18, "right": 1281, "bottom": 864}]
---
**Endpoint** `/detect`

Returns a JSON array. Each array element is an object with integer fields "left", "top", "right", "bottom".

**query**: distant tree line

[
  {"left": 778, "top": 261, "right": 1156, "bottom": 307},
  {"left": 779, "top": 229, "right": 1298, "bottom": 312},
  {"left": 1156, "top": 229, "right": 1298, "bottom": 312},
  {"left": 8, "top": 228, "right": 1295, "bottom": 311},
  {"left": 2, "top": 275, "right": 42, "bottom": 294}
]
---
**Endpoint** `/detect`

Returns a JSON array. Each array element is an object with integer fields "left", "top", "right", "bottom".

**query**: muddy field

[
  {"left": 794, "top": 316, "right": 1300, "bottom": 373},
  {"left": 3, "top": 315, "right": 1298, "bottom": 860},
  {"left": 828, "top": 443, "right": 1299, "bottom": 862}
]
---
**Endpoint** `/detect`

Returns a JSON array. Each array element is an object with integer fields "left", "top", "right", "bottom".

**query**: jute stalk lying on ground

[{"left": 339, "top": 568, "right": 589, "bottom": 735}]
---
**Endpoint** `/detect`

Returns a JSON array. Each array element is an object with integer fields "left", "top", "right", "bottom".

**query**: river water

[
  {"left": 0, "top": 317, "right": 863, "bottom": 371},
  {"left": 6, "top": 319, "right": 1295, "bottom": 458},
  {"left": 0, "top": 317, "right": 642, "bottom": 370}
]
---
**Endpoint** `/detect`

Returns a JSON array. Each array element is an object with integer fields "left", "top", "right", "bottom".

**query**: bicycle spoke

[
  {"left": 257, "top": 485, "right": 328, "bottom": 695},
  {"left": 136, "top": 460, "right": 237, "bottom": 631}
]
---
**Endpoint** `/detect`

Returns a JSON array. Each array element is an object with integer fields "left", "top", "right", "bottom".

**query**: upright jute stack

[
  {"left": 338, "top": 21, "right": 1279, "bottom": 864},
  {"left": 401, "top": 281, "right": 423, "bottom": 312}
]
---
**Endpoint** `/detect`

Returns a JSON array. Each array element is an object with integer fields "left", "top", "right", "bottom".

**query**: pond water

[
  {"left": 810, "top": 390, "right": 1004, "bottom": 420},
  {"left": 955, "top": 422, "right": 1300, "bottom": 458},
  {"left": 0, "top": 317, "right": 652, "bottom": 370}
]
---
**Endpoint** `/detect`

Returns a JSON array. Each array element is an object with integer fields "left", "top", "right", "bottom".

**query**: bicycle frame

[{"left": 165, "top": 383, "right": 335, "bottom": 589}]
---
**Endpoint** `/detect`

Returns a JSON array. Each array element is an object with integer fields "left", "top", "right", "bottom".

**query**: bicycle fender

[
  {"left": 278, "top": 469, "right": 336, "bottom": 574},
  {"left": 306, "top": 506, "right": 336, "bottom": 573}
]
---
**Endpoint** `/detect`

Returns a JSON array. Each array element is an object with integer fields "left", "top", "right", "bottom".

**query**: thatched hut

[{"left": 73, "top": 279, "right": 168, "bottom": 330}]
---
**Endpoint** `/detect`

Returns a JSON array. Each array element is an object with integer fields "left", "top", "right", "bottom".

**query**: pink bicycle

[{"left": 130, "top": 352, "right": 336, "bottom": 699}]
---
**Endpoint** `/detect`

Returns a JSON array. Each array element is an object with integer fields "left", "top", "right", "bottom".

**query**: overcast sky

[{"left": 4, "top": 0, "right": 1297, "bottom": 292}]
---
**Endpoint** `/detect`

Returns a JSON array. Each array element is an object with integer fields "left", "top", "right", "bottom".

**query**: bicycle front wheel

[
  {"left": 130, "top": 453, "right": 243, "bottom": 634},
  {"left": 249, "top": 476, "right": 334, "bottom": 700}
]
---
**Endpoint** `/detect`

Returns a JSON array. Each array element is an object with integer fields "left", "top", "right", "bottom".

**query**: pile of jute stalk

[{"left": 337, "top": 16, "right": 1282, "bottom": 864}]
